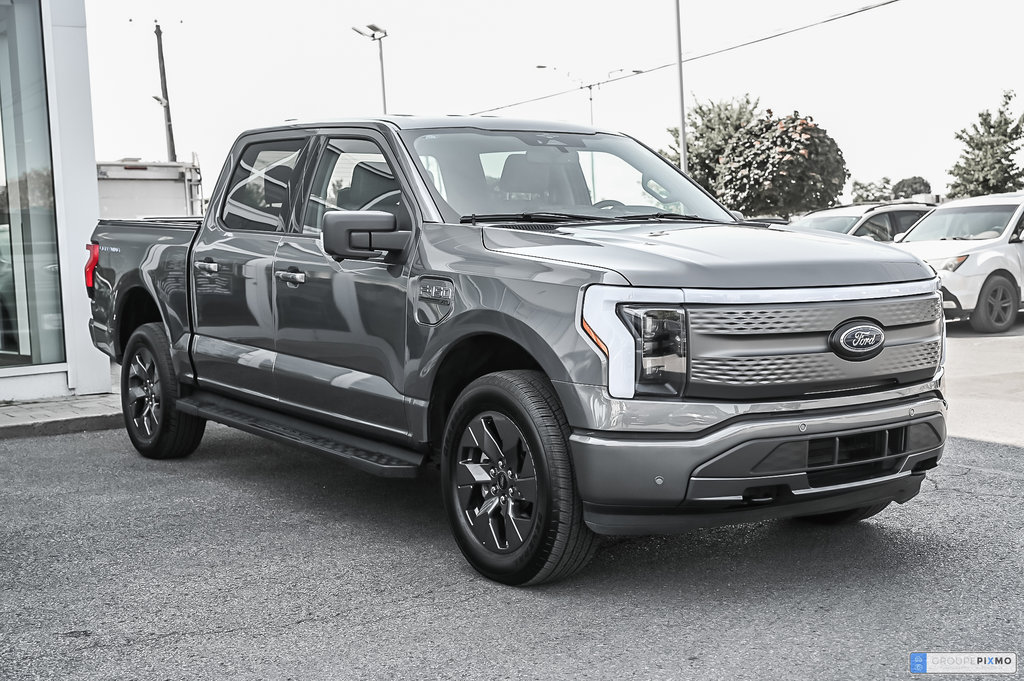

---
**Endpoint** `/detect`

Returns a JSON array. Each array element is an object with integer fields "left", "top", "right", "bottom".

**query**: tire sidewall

[{"left": 442, "top": 378, "right": 558, "bottom": 583}]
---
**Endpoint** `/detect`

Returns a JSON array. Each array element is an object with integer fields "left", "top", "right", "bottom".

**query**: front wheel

[
  {"left": 970, "top": 274, "right": 1018, "bottom": 333},
  {"left": 441, "top": 370, "right": 596, "bottom": 585},
  {"left": 121, "top": 322, "right": 206, "bottom": 459}
]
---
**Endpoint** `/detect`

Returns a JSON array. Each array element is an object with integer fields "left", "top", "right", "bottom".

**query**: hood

[
  {"left": 894, "top": 238, "right": 993, "bottom": 262},
  {"left": 481, "top": 222, "right": 934, "bottom": 288}
]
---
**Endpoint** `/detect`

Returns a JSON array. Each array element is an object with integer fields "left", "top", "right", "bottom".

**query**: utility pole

[
  {"left": 154, "top": 22, "right": 177, "bottom": 162},
  {"left": 674, "top": 0, "right": 687, "bottom": 173}
]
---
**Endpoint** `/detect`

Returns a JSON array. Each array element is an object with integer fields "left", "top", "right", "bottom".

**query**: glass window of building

[{"left": 0, "top": 0, "right": 63, "bottom": 368}]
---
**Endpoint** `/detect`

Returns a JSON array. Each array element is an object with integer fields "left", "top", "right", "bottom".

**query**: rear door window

[{"left": 221, "top": 138, "right": 306, "bottom": 232}]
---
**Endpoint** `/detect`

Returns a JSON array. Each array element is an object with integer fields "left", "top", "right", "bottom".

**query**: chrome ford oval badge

[{"left": 830, "top": 320, "right": 885, "bottom": 361}]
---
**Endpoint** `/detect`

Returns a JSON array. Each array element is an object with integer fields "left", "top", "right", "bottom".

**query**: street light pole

[
  {"left": 353, "top": 24, "right": 389, "bottom": 114},
  {"left": 674, "top": 0, "right": 687, "bottom": 173},
  {"left": 154, "top": 22, "right": 176, "bottom": 162}
]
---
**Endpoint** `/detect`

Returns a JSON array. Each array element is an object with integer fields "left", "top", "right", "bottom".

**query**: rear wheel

[
  {"left": 970, "top": 274, "right": 1018, "bottom": 333},
  {"left": 121, "top": 322, "right": 205, "bottom": 459},
  {"left": 441, "top": 370, "right": 596, "bottom": 585},
  {"left": 793, "top": 502, "right": 890, "bottom": 525}
]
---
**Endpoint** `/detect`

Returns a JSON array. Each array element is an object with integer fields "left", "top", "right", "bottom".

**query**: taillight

[{"left": 85, "top": 243, "right": 100, "bottom": 298}]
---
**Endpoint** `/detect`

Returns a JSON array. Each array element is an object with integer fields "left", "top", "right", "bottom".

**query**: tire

[
  {"left": 441, "top": 370, "right": 596, "bottom": 585},
  {"left": 793, "top": 502, "right": 890, "bottom": 525},
  {"left": 121, "top": 322, "right": 206, "bottom": 459},
  {"left": 969, "top": 274, "right": 1018, "bottom": 333}
]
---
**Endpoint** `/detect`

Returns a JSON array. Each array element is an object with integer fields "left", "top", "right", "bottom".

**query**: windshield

[
  {"left": 788, "top": 215, "right": 860, "bottom": 233},
  {"left": 902, "top": 205, "right": 1016, "bottom": 242},
  {"left": 398, "top": 128, "right": 734, "bottom": 224}
]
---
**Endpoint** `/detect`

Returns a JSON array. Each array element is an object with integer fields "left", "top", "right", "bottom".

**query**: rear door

[
  {"left": 272, "top": 130, "right": 415, "bottom": 439},
  {"left": 190, "top": 133, "right": 311, "bottom": 400}
]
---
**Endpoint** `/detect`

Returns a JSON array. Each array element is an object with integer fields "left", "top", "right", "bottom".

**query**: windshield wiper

[
  {"left": 939, "top": 236, "right": 970, "bottom": 240},
  {"left": 460, "top": 212, "right": 613, "bottom": 224},
  {"left": 614, "top": 213, "right": 728, "bottom": 223}
]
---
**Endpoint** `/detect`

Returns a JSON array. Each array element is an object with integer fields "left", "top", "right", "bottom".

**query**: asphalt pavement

[{"left": 1, "top": 322, "right": 1022, "bottom": 680}]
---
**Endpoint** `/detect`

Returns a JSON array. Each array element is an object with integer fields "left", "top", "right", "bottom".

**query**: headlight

[
  {"left": 579, "top": 285, "right": 687, "bottom": 399},
  {"left": 618, "top": 306, "right": 686, "bottom": 396},
  {"left": 927, "top": 255, "right": 968, "bottom": 272}
]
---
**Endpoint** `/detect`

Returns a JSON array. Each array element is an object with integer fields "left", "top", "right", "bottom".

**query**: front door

[
  {"left": 191, "top": 135, "right": 309, "bottom": 400},
  {"left": 273, "top": 132, "right": 414, "bottom": 439}
]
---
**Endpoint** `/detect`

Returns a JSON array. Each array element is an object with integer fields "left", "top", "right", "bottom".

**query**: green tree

[
  {"left": 892, "top": 176, "right": 931, "bottom": 199},
  {"left": 948, "top": 91, "right": 1024, "bottom": 198},
  {"left": 851, "top": 177, "right": 892, "bottom": 203},
  {"left": 715, "top": 111, "right": 848, "bottom": 218},
  {"left": 662, "top": 94, "right": 761, "bottom": 192}
]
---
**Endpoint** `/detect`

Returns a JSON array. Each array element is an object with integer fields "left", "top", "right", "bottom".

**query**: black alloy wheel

[
  {"left": 120, "top": 322, "right": 205, "bottom": 459},
  {"left": 126, "top": 345, "right": 162, "bottom": 439},
  {"left": 453, "top": 411, "right": 539, "bottom": 553}
]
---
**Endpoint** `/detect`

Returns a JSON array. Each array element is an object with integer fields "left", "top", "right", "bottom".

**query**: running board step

[{"left": 176, "top": 392, "right": 423, "bottom": 478}]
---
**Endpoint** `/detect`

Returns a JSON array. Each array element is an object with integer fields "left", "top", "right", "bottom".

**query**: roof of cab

[{"left": 241, "top": 115, "right": 608, "bottom": 137}]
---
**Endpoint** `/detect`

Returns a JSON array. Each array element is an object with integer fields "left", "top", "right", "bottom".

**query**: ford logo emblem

[{"left": 829, "top": 320, "right": 885, "bottom": 361}]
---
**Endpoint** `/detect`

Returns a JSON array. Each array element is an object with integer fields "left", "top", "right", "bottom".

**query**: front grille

[
  {"left": 690, "top": 341, "right": 941, "bottom": 386},
  {"left": 685, "top": 292, "right": 942, "bottom": 400},
  {"left": 689, "top": 297, "right": 941, "bottom": 334}
]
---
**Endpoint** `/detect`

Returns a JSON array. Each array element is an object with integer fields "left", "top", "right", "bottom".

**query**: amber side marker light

[{"left": 581, "top": 316, "right": 608, "bottom": 357}]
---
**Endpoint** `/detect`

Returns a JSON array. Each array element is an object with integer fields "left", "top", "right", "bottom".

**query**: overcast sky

[{"left": 83, "top": 0, "right": 1024, "bottom": 199}]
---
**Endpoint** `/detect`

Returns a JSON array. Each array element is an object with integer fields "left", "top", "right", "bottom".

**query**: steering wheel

[{"left": 592, "top": 199, "right": 625, "bottom": 210}]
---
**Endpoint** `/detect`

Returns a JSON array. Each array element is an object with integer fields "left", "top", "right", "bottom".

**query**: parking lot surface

[{"left": 1, "top": 323, "right": 1022, "bottom": 681}]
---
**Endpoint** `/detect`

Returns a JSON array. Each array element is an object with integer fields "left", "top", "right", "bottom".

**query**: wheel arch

[
  {"left": 984, "top": 268, "right": 1022, "bottom": 299},
  {"left": 113, "top": 285, "right": 163, "bottom": 361},
  {"left": 423, "top": 316, "right": 582, "bottom": 455}
]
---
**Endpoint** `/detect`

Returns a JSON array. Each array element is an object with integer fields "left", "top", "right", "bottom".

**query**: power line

[{"left": 470, "top": 0, "right": 904, "bottom": 116}]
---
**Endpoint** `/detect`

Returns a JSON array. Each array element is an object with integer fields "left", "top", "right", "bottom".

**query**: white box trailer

[{"left": 97, "top": 158, "right": 203, "bottom": 219}]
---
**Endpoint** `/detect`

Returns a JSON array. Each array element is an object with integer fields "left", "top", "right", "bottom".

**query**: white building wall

[{"left": 0, "top": 0, "right": 108, "bottom": 400}]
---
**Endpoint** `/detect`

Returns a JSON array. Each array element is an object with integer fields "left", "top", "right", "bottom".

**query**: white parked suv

[{"left": 895, "top": 192, "right": 1024, "bottom": 333}]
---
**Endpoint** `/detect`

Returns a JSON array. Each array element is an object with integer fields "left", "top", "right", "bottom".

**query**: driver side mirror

[{"left": 322, "top": 210, "right": 410, "bottom": 260}]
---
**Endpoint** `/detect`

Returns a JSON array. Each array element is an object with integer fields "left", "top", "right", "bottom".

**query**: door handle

[
  {"left": 194, "top": 260, "right": 220, "bottom": 273},
  {"left": 274, "top": 270, "right": 306, "bottom": 285}
]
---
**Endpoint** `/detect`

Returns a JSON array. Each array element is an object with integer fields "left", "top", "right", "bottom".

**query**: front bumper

[
  {"left": 937, "top": 269, "right": 985, "bottom": 318},
  {"left": 568, "top": 392, "right": 945, "bottom": 535}
]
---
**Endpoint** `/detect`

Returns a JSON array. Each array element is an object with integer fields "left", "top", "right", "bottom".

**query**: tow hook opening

[
  {"left": 911, "top": 456, "right": 939, "bottom": 473},
  {"left": 742, "top": 484, "right": 789, "bottom": 504}
]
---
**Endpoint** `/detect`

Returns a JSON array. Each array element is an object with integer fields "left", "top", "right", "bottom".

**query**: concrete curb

[{"left": 0, "top": 413, "right": 123, "bottom": 439}]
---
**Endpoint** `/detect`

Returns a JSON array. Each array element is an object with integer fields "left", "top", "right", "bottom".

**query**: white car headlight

[{"left": 927, "top": 255, "right": 968, "bottom": 272}]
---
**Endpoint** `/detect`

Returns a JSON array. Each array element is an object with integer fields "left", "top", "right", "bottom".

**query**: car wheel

[
  {"left": 441, "top": 370, "right": 596, "bottom": 585},
  {"left": 121, "top": 322, "right": 206, "bottom": 459},
  {"left": 970, "top": 274, "right": 1018, "bottom": 333},
  {"left": 793, "top": 502, "right": 890, "bottom": 525}
]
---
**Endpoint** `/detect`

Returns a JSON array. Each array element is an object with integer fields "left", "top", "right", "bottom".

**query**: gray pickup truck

[{"left": 87, "top": 117, "right": 947, "bottom": 585}]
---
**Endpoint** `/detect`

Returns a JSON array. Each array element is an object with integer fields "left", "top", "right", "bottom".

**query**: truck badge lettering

[{"left": 829, "top": 321, "right": 885, "bottom": 361}]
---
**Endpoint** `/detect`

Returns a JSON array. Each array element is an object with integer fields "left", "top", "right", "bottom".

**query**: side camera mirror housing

[{"left": 322, "top": 210, "right": 409, "bottom": 259}]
